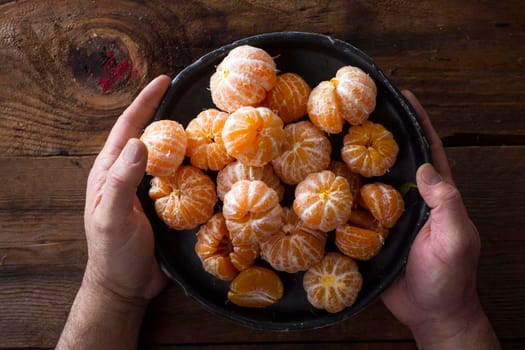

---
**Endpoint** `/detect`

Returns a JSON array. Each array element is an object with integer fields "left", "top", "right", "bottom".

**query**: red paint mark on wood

[{"left": 97, "top": 50, "right": 130, "bottom": 93}]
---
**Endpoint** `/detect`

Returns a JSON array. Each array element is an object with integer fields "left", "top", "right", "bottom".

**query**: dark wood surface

[{"left": 1, "top": 0, "right": 524, "bottom": 348}]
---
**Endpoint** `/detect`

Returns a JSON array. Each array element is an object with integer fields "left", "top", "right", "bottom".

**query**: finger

[
  {"left": 416, "top": 163, "right": 468, "bottom": 223},
  {"left": 402, "top": 90, "right": 454, "bottom": 185},
  {"left": 97, "top": 139, "right": 148, "bottom": 225},
  {"left": 100, "top": 74, "right": 172, "bottom": 169},
  {"left": 87, "top": 75, "right": 171, "bottom": 207}
]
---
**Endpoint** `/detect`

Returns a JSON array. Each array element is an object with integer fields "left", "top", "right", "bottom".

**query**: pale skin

[
  {"left": 57, "top": 77, "right": 500, "bottom": 349},
  {"left": 381, "top": 91, "right": 501, "bottom": 349}
]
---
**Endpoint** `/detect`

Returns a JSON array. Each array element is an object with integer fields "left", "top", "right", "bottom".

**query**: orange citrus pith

[
  {"left": 140, "top": 119, "right": 187, "bottom": 176},
  {"left": 222, "top": 106, "right": 284, "bottom": 167},
  {"left": 307, "top": 66, "right": 376, "bottom": 134},
  {"left": 195, "top": 213, "right": 258, "bottom": 280},
  {"left": 359, "top": 182, "right": 404, "bottom": 228},
  {"left": 185, "top": 108, "right": 233, "bottom": 171},
  {"left": 210, "top": 45, "right": 277, "bottom": 113},
  {"left": 216, "top": 160, "right": 284, "bottom": 201},
  {"left": 262, "top": 72, "right": 311, "bottom": 124},
  {"left": 303, "top": 252, "right": 363, "bottom": 313},
  {"left": 341, "top": 120, "right": 399, "bottom": 177},
  {"left": 142, "top": 44, "right": 410, "bottom": 313},
  {"left": 260, "top": 208, "right": 327, "bottom": 273},
  {"left": 329, "top": 160, "right": 362, "bottom": 207},
  {"left": 228, "top": 266, "right": 284, "bottom": 308},
  {"left": 222, "top": 180, "right": 283, "bottom": 245},
  {"left": 293, "top": 170, "right": 353, "bottom": 232},
  {"left": 272, "top": 121, "right": 332, "bottom": 185},
  {"left": 148, "top": 165, "right": 217, "bottom": 230}
]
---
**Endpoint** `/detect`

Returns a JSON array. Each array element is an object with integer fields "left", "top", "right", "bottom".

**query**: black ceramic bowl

[{"left": 138, "top": 32, "right": 431, "bottom": 330}]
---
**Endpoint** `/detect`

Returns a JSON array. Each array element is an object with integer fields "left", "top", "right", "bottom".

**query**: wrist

[
  {"left": 56, "top": 268, "right": 148, "bottom": 349},
  {"left": 82, "top": 264, "right": 149, "bottom": 313},
  {"left": 410, "top": 302, "right": 500, "bottom": 350}
]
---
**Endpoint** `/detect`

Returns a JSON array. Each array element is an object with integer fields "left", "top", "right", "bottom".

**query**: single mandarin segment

[
  {"left": 260, "top": 207, "right": 327, "bottom": 273},
  {"left": 148, "top": 165, "right": 217, "bottom": 230},
  {"left": 185, "top": 108, "right": 234, "bottom": 171},
  {"left": 222, "top": 180, "right": 283, "bottom": 245},
  {"left": 303, "top": 252, "right": 363, "bottom": 313},
  {"left": 227, "top": 266, "right": 284, "bottom": 308},
  {"left": 210, "top": 45, "right": 277, "bottom": 113},
  {"left": 335, "top": 224, "right": 384, "bottom": 260},
  {"left": 341, "top": 120, "right": 399, "bottom": 177},
  {"left": 329, "top": 160, "right": 362, "bottom": 206},
  {"left": 195, "top": 213, "right": 258, "bottom": 280},
  {"left": 140, "top": 119, "right": 187, "bottom": 176},
  {"left": 359, "top": 182, "right": 404, "bottom": 228},
  {"left": 272, "top": 121, "right": 332, "bottom": 185},
  {"left": 293, "top": 170, "right": 353, "bottom": 232},
  {"left": 222, "top": 106, "right": 285, "bottom": 167},
  {"left": 348, "top": 209, "right": 389, "bottom": 238},
  {"left": 216, "top": 160, "right": 284, "bottom": 201},
  {"left": 262, "top": 72, "right": 311, "bottom": 124},
  {"left": 307, "top": 65, "right": 376, "bottom": 133}
]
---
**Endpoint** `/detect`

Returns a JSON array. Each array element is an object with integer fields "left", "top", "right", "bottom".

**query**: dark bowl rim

[{"left": 148, "top": 31, "right": 431, "bottom": 331}]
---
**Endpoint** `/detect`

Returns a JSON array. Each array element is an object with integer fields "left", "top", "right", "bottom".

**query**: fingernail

[
  {"left": 122, "top": 139, "right": 143, "bottom": 164},
  {"left": 421, "top": 163, "right": 442, "bottom": 185}
]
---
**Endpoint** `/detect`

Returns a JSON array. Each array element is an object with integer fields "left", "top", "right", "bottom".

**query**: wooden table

[{"left": 1, "top": 1, "right": 524, "bottom": 348}]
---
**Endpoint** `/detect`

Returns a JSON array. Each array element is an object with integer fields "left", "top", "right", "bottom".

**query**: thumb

[
  {"left": 99, "top": 138, "right": 148, "bottom": 221},
  {"left": 416, "top": 163, "right": 470, "bottom": 232}
]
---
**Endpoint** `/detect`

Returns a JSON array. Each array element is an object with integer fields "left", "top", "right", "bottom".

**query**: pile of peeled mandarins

[{"left": 140, "top": 45, "right": 405, "bottom": 314}]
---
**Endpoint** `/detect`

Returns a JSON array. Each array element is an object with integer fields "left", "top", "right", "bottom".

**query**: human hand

[
  {"left": 83, "top": 75, "right": 171, "bottom": 302},
  {"left": 381, "top": 91, "right": 499, "bottom": 349}
]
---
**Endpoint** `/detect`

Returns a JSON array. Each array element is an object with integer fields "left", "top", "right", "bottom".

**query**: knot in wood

[{"left": 68, "top": 36, "right": 131, "bottom": 93}]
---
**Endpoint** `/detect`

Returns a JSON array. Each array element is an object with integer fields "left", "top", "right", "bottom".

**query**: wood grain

[
  {"left": 1, "top": 0, "right": 524, "bottom": 348},
  {"left": 1, "top": 147, "right": 524, "bottom": 347},
  {"left": 1, "top": 0, "right": 524, "bottom": 156}
]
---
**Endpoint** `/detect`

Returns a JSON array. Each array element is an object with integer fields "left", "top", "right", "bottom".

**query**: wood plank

[
  {"left": 139, "top": 344, "right": 525, "bottom": 350},
  {"left": 0, "top": 239, "right": 86, "bottom": 266},
  {"left": 0, "top": 265, "right": 82, "bottom": 348},
  {"left": 140, "top": 342, "right": 419, "bottom": 350},
  {"left": 0, "top": 156, "right": 91, "bottom": 212},
  {"left": 446, "top": 147, "right": 525, "bottom": 241},
  {"left": 1, "top": 146, "right": 524, "bottom": 244},
  {"left": 1, "top": 0, "right": 524, "bottom": 156},
  {"left": 2, "top": 240, "right": 520, "bottom": 348}
]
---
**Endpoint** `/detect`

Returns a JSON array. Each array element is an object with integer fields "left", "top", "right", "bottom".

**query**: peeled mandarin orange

[
  {"left": 335, "top": 224, "right": 384, "bottom": 260},
  {"left": 293, "top": 170, "right": 353, "bottom": 232},
  {"left": 329, "top": 160, "right": 362, "bottom": 206},
  {"left": 210, "top": 45, "right": 277, "bottom": 113},
  {"left": 148, "top": 165, "right": 217, "bottom": 230},
  {"left": 222, "top": 180, "right": 283, "bottom": 245},
  {"left": 307, "top": 65, "right": 376, "bottom": 133},
  {"left": 185, "top": 108, "right": 234, "bottom": 171},
  {"left": 216, "top": 160, "right": 284, "bottom": 201},
  {"left": 272, "top": 121, "right": 332, "bottom": 185},
  {"left": 222, "top": 106, "right": 285, "bottom": 167},
  {"left": 341, "top": 120, "right": 399, "bottom": 177},
  {"left": 227, "top": 266, "right": 284, "bottom": 308},
  {"left": 260, "top": 207, "right": 327, "bottom": 273},
  {"left": 359, "top": 182, "right": 404, "bottom": 228},
  {"left": 140, "top": 119, "right": 187, "bottom": 176},
  {"left": 303, "top": 252, "right": 362, "bottom": 313},
  {"left": 262, "top": 72, "right": 311, "bottom": 124},
  {"left": 195, "top": 213, "right": 258, "bottom": 280}
]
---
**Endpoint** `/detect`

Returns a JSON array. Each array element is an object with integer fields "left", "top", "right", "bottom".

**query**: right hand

[{"left": 381, "top": 91, "right": 492, "bottom": 346}]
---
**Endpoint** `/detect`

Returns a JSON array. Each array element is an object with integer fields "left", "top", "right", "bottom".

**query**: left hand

[{"left": 83, "top": 75, "right": 171, "bottom": 302}]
